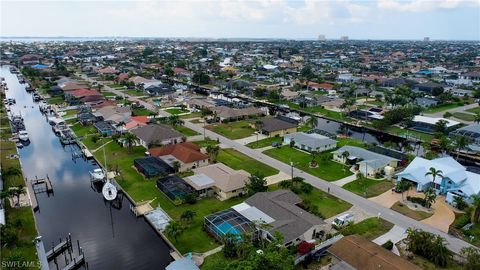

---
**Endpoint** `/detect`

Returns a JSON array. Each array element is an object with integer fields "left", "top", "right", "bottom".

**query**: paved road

[
  {"left": 425, "top": 102, "right": 479, "bottom": 118},
  {"left": 184, "top": 120, "right": 476, "bottom": 254}
]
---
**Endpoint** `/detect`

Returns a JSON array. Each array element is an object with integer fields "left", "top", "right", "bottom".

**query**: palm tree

[
  {"left": 423, "top": 187, "right": 437, "bottom": 208},
  {"left": 1, "top": 167, "right": 22, "bottom": 181},
  {"left": 397, "top": 180, "right": 413, "bottom": 201},
  {"left": 164, "top": 221, "right": 184, "bottom": 242},
  {"left": 474, "top": 113, "right": 480, "bottom": 124},
  {"left": 180, "top": 210, "right": 196, "bottom": 224},
  {"left": 341, "top": 151, "right": 350, "bottom": 163},
  {"left": 206, "top": 145, "right": 220, "bottom": 162},
  {"left": 9, "top": 185, "right": 26, "bottom": 207},
  {"left": 309, "top": 150, "right": 318, "bottom": 167},
  {"left": 292, "top": 177, "right": 304, "bottom": 188},
  {"left": 470, "top": 195, "right": 480, "bottom": 224},
  {"left": 123, "top": 133, "right": 138, "bottom": 153},
  {"left": 168, "top": 115, "right": 183, "bottom": 127},
  {"left": 425, "top": 167, "right": 443, "bottom": 190},
  {"left": 307, "top": 116, "right": 318, "bottom": 130},
  {"left": 454, "top": 135, "right": 470, "bottom": 160},
  {"left": 172, "top": 161, "right": 181, "bottom": 173}
]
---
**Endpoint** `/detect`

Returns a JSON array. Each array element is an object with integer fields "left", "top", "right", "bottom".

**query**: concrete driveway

[{"left": 421, "top": 196, "right": 455, "bottom": 233}]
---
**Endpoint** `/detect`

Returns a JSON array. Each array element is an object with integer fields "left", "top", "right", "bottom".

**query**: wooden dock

[
  {"left": 46, "top": 239, "right": 70, "bottom": 261},
  {"left": 26, "top": 182, "right": 39, "bottom": 211},
  {"left": 30, "top": 175, "right": 54, "bottom": 194},
  {"left": 61, "top": 254, "right": 84, "bottom": 270}
]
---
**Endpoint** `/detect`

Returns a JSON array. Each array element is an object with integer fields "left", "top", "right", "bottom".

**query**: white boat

[
  {"left": 102, "top": 181, "right": 117, "bottom": 201},
  {"left": 18, "top": 130, "right": 29, "bottom": 141},
  {"left": 89, "top": 168, "right": 105, "bottom": 181}
]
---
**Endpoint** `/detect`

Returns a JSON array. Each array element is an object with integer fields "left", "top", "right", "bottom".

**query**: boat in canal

[
  {"left": 1, "top": 65, "right": 172, "bottom": 269},
  {"left": 18, "top": 130, "right": 29, "bottom": 141},
  {"left": 89, "top": 168, "right": 105, "bottom": 181}
]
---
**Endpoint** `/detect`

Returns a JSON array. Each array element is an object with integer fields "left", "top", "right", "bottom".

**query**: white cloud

[{"left": 378, "top": 0, "right": 479, "bottom": 12}]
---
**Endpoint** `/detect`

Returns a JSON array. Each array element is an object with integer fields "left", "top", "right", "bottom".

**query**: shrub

[
  {"left": 382, "top": 240, "right": 394, "bottom": 250},
  {"left": 183, "top": 193, "right": 197, "bottom": 204},
  {"left": 297, "top": 241, "right": 315, "bottom": 255},
  {"left": 300, "top": 182, "right": 313, "bottom": 194},
  {"left": 407, "top": 196, "right": 427, "bottom": 207},
  {"left": 443, "top": 112, "right": 453, "bottom": 118}
]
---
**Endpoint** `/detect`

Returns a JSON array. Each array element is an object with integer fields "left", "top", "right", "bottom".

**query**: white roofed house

[
  {"left": 410, "top": 115, "right": 461, "bottom": 134},
  {"left": 284, "top": 132, "right": 337, "bottom": 152},
  {"left": 396, "top": 157, "right": 480, "bottom": 204},
  {"left": 331, "top": 146, "right": 400, "bottom": 178}
]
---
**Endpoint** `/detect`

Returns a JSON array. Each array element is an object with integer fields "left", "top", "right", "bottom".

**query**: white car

[
  {"left": 18, "top": 130, "right": 29, "bottom": 141},
  {"left": 332, "top": 213, "right": 354, "bottom": 227}
]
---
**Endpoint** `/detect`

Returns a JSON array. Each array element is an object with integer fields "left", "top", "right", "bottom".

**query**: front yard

[
  {"left": 246, "top": 136, "right": 283, "bottom": 149},
  {"left": 342, "top": 178, "right": 395, "bottom": 198},
  {"left": 263, "top": 146, "right": 352, "bottom": 181},
  {"left": 391, "top": 202, "right": 433, "bottom": 221},
  {"left": 217, "top": 148, "right": 279, "bottom": 177},
  {"left": 386, "top": 126, "right": 434, "bottom": 142},
  {"left": 340, "top": 217, "right": 394, "bottom": 240},
  {"left": 206, "top": 120, "right": 256, "bottom": 140},
  {"left": 164, "top": 108, "right": 189, "bottom": 115}
]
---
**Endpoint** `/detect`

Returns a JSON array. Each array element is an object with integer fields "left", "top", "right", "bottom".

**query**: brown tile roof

[
  {"left": 149, "top": 142, "right": 208, "bottom": 163},
  {"left": 328, "top": 235, "right": 422, "bottom": 270}
]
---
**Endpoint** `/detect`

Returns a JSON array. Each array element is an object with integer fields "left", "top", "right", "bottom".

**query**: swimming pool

[{"left": 215, "top": 221, "right": 241, "bottom": 235}]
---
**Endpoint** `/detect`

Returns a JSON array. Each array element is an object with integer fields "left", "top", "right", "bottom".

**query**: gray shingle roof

[
  {"left": 245, "top": 190, "right": 324, "bottom": 244},
  {"left": 131, "top": 124, "right": 182, "bottom": 145},
  {"left": 261, "top": 118, "right": 297, "bottom": 133}
]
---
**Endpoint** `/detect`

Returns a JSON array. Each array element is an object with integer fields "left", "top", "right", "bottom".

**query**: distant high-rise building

[
  {"left": 340, "top": 36, "right": 349, "bottom": 41},
  {"left": 424, "top": 37, "right": 430, "bottom": 42},
  {"left": 318, "top": 35, "right": 326, "bottom": 41}
]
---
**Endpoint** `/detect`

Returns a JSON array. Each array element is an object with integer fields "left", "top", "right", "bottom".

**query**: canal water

[{"left": 1, "top": 66, "right": 172, "bottom": 269}]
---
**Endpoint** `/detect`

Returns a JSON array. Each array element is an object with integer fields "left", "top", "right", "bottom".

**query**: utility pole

[{"left": 290, "top": 161, "right": 294, "bottom": 180}]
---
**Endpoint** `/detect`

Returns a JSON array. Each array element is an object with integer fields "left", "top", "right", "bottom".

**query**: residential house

[
  {"left": 413, "top": 82, "right": 444, "bottom": 95},
  {"left": 131, "top": 124, "right": 183, "bottom": 148},
  {"left": 124, "top": 116, "right": 149, "bottom": 131},
  {"left": 332, "top": 146, "right": 399, "bottom": 178},
  {"left": 149, "top": 142, "right": 209, "bottom": 172},
  {"left": 185, "top": 98, "right": 215, "bottom": 110},
  {"left": 93, "top": 106, "right": 131, "bottom": 126},
  {"left": 240, "top": 190, "right": 326, "bottom": 246},
  {"left": 414, "top": 97, "right": 439, "bottom": 108},
  {"left": 396, "top": 156, "right": 480, "bottom": 204},
  {"left": 255, "top": 117, "right": 298, "bottom": 137},
  {"left": 65, "top": 89, "right": 104, "bottom": 105},
  {"left": 449, "top": 124, "right": 480, "bottom": 152},
  {"left": 185, "top": 163, "right": 249, "bottom": 200},
  {"left": 411, "top": 115, "right": 461, "bottom": 134},
  {"left": 211, "top": 106, "right": 264, "bottom": 122},
  {"left": 284, "top": 132, "right": 337, "bottom": 152},
  {"left": 294, "top": 94, "right": 332, "bottom": 108},
  {"left": 144, "top": 84, "right": 175, "bottom": 96},
  {"left": 93, "top": 121, "right": 117, "bottom": 136},
  {"left": 459, "top": 71, "right": 480, "bottom": 85},
  {"left": 328, "top": 235, "right": 421, "bottom": 270}
]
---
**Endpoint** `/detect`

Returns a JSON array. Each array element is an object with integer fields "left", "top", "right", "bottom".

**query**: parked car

[
  {"left": 332, "top": 213, "right": 354, "bottom": 227},
  {"left": 271, "top": 142, "right": 281, "bottom": 148}
]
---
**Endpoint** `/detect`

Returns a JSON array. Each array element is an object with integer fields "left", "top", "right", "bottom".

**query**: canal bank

[{"left": 1, "top": 65, "right": 173, "bottom": 270}]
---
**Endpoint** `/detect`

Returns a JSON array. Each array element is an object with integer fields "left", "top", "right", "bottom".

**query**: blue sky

[{"left": 1, "top": 0, "right": 479, "bottom": 40}]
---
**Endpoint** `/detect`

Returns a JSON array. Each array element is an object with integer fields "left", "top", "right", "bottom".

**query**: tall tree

[
  {"left": 307, "top": 116, "right": 318, "bottom": 130},
  {"left": 245, "top": 172, "right": 267, "bottom": 195},
  {"left": 425, "top": 167, "right": 443, "bottom": 189},
  {"left": 123, "top": 133, "right": 138, "bottom": 153},
  {"left": 180, "top": 210, "right": 196, "bottom": 224},
  {"left": 164, "top": 221, "right": 184, "bottom": 242},
  {"left": 454, "top": 135, "right": 470, "bottom": 160},
  {"left": 470, "top": 195, "right": 480, "bottom": 224}
]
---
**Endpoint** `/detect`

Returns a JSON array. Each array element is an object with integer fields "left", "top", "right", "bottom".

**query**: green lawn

[
  {"left": 89, "top": 141, "right": 242, "bottom": 253},
  {"left": 101, "top": 91, "right": 117, "bottom": 97},
  {"left": 192, "top": 139, "right": 219, "bottom": 148},
  {"left": 391, "top": 202, "right": 433, "bottom": 221},
  {"left": 340, "top": 217, "right": 394, "bottom": 240},
  {"left": 206, "top": 120, "right": 255, "bottom": 140},
  {"left": 342, "top": 178, "right": 395, "bottom": 198},
  {"left": 246, "top": 136, "right": 283, "bottom": 149},
  {"left": 165, "top": 108, "right": 189, "bottom": 115},
  {"left": 284, "top": 101, "right": 345, "bottom": 121},
  {"left": 70, "top": 123, "right": 97, "bottom": 138},
  {"left": 125, "top": 89, "right": 145, "bottom": 96},
  {"left": 46, "top": 96, "right": 65, "bottom": 105},
  {"left": 61, "top": 109, "right": 78, "bottom": 117},
  {"left": 0, "top": 205, "right": 38, "bottom": 265},
  {"left": 217, "top": 148, "right": 279, "bottom": 177},
  {"left": 132, "top": 107, "right": 155, "bottom": 116},
  {"left": 452, "top": 112, "right": 476, "bottom": 122},
  {"left": 263, "top": 146, "right": 352, "bottom": 181},
  {"left": 386, "top": 126, "right": 434, "bottom": 142},
  {"left": 173, "top": 125, "right": 200, "bottom": 137},
  {"left": 180, "top": 112, "right": 202, "bottom": 119},
  {"left": 424, "top": 102, "right": 463, "bottom": 113},
  {"left": 269, "top": 184, "right": 352, "bottom": 219},
  {"left": 466, "top": 106, "right": 480, "bottom": 114}
]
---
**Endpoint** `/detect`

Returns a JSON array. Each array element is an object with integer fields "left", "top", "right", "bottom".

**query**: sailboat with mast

[{"left": 101, "top": 147, "right": 117, "bottom": 201}]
